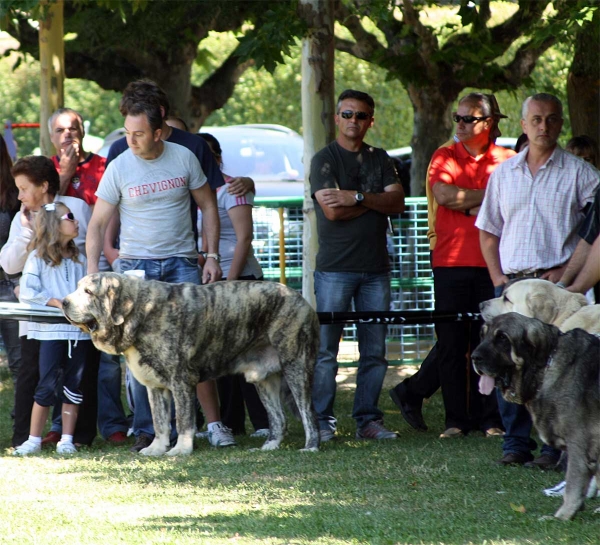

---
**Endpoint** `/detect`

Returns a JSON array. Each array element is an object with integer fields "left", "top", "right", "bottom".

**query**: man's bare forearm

[
  {"left": 559, "top": 238, "right": 591, "bottom": 287},
  {"left": 479, "top": 230, "right": 507, "bottom": 287},
  {"left": 86, "top": 220, "right": 105, "bottom": 274},
  {"left": 362, "top": 188, "right": 405, "bottom": 215},
  {"left": 568, "top": 235, "right": 600, "bottom": 293},
  {"left": 432, "top": 183, "right": 485, "bottom": 211}
]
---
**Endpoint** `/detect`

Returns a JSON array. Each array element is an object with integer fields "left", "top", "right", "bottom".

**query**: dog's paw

[
  {"left": 300, "top": 447, "right": 319, "bottom": 452},
  {"left": 166, "top": 445, "right": 193, "bottom": 457},
  {"left": 260, "top": 440, "right": 282, "bottom": 451},
  {"left": 139, "top": 444, "right": 168, "bottom": 456}
]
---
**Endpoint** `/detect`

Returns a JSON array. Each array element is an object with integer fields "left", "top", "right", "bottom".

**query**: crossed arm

[
  {"left": 314, "top": 183, "right": 405, "bottom": 221},
  {"left": 431, "top": 182, "right": 485, "bottom": 215}
]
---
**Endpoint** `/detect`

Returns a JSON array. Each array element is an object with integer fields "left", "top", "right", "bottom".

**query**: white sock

[
  {"left": 28, "top": 435, "right": 42, "bottom": 444},
  {"left": 60, "top": 434, "right": 74, "bottom": 444},
  {"left": 207, "top": 422, "right": 223, "bottom": 432}
]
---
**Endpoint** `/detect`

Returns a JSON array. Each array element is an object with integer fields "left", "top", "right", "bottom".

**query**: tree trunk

[
  {"left": 406, "top": 84, "right": 456, "bottom": 196},
  {"left": 567, "top": 11, "right": 600, "bottom": 145},
  {"left": 300, "top": 0, "right": 336, "bottom": 306},
  {"left": 38, "top": 0, "right": 64, "bottom": 156}
]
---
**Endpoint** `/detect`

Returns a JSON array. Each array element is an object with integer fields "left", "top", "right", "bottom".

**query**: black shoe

[
  {"left": 389, "top": 382, "right": 427, "bottom": 431},
  {"left": 496, "top": 452, "right": 534, "bottom": 466},
  {"left": 130, "top": 433, "right": 154, "bottom": 453},
  {"left": 523, "top": 454, "right": 561, "bottom": 470}
]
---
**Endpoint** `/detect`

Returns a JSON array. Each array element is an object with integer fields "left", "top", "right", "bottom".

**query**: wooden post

[
  {"left": 38, "top": 0, "right": 64, "bottom": 156},
  {"left": 300, "top": 0, "right": 335, "bottom": 307}
]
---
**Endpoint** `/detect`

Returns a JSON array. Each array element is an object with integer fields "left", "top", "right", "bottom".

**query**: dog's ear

[
  {"left": 525, "top": 292, "right": 558, "bottom": 323},
  {"left": 522, "top": 317, "right": 555, "bottom": 359}
]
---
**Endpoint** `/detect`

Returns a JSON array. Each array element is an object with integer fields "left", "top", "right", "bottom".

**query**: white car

[{"left": 199, "top": 124, "right": 305, "bottom": 199}]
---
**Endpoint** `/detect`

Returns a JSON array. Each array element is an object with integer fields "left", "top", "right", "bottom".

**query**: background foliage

[{"left": 1, "top": 13, "right": 573, "bottom": 158}]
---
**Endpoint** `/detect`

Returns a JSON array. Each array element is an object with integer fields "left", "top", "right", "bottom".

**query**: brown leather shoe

[
  {"left": 485, "top": 427, "right": 505, "bottom": 437},
  {"left": 496, "top": 452, "right": 534, "bottom": 465},
  {"left": 523, "top": 454, "right": 560, "bottom": 470},
  {"left": 41, "top": 431, "right": 61, "bottom": 446}
]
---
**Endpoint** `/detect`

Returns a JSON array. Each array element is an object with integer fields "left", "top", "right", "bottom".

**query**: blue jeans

[
  {"left": 492, "top": 285, "right": 559, "bottom": 459},
  {"left": 313, "top": 270, "right": 391, "bottom": 431},
  {"left": 120, "top": 257, "right": 200, "bottom": 437},
  {"left": 97, "top": 352, "right": 128, "bottom": 438}
]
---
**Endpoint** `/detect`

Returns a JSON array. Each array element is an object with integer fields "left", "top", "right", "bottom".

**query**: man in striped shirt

[{"left": 476, "top": 93, "right": 599, "bottom": 468}]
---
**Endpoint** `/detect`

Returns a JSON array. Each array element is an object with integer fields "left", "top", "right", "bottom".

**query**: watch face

[{"left": 355, "top": 192, "right": 364, "bottom": 202}]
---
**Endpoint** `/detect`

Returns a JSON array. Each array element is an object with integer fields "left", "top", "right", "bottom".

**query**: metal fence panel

[{"left": 252, "top": 196, "right": 434, "bottom": 365}]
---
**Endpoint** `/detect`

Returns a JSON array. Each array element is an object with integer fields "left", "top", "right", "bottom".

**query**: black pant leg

[
  {"left": 240, "top": 377, "right": 270, "bottom": 431},
  {"left": 12, "top": 337, "right": 40, "bottom": 447},
  {"left": 217, "top": 375, "right": 246, "bottom": 435},
  {"left": 402, "top": 342, "right": 440, "bottom": 400},
  {"left": 73, "top": 344, "right": 100, "bottom": 446}
]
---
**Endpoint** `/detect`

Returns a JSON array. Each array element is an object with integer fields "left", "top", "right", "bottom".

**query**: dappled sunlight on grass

[{"left": 1, "top": 369, "right": 599, "bottom": 544}]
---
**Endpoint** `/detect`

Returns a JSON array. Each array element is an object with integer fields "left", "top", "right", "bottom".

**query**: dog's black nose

[{"left": 62, "top": 299, "right": 69, "bottom": 310}]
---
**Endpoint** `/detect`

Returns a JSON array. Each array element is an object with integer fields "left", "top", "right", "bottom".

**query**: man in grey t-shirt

[
  {"left": 86, "top": 100, "right": 224, "bottom": 453},
  {"left": 87, "top": 102, "right": 220, "bottom": 280}
]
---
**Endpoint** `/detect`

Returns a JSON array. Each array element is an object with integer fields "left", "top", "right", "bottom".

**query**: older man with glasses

[{"left": 310, "top": 89, "right": 405, "bottom": 442}]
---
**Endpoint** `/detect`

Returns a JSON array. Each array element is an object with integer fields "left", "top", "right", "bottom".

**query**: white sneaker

[
  {"left": 543, "top": 480, "right": 566, "bottom": 497},
  {"left": 56, "top": 441, "right": 77, "bottom": 455},
  {"left": 250, "top": 428, "right": 270, "bottom": 438},
  {"left": 208, "top": 423, "right": 236, "bottom": 447},
  {"left": 13, "top": 439, "right": 42, "bottom": 456},
  {"left": 543, "top": 478, "right": 599, "bottom": 499}
]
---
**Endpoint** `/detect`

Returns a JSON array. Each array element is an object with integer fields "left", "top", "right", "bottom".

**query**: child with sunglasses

[{"left": 13, "top": 202, "right": 92, "bottom": 456}]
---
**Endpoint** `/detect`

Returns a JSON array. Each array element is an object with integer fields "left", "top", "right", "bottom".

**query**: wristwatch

[
  {"left": 206, "top": 253, "right": 221, "bottom": 263},
  {"left": 355, "top": 192, "right": 365, "bottom": 204}
]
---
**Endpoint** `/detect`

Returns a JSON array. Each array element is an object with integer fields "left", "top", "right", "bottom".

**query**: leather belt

[{"left": 506, "top": 269, "right": 551, "bottom": 280}]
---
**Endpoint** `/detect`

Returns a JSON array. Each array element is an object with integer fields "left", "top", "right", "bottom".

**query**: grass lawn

[{"left": 0, "top": 366, "right": 598, "bottom": 545}]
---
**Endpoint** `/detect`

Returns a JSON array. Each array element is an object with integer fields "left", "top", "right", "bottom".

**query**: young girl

[{"left": 13, "top": 202, "right": 92, "bottom": 455}]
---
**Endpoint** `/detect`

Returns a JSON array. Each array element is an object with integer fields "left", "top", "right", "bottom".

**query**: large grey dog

[
  {"left": 472, "top": 313, "right": 600, "bottom": 520},
  {"left": 62, "top": 272, "right": 320, "bottom": 456}
]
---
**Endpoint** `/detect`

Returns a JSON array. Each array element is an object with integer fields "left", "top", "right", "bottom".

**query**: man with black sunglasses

[
  {"left": 404, "top": 93, "right": 513, "bottom": 441},
  {"left": 310, "top": 89, "right": 405, "bottom": 442}
]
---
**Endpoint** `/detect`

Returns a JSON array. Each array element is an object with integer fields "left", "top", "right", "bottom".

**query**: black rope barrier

[
  {"left": 0, "top": 303, "right": 481, "bottom": 326},
  {"left": 317, "top": 310, "right": 482, "bottom": 325}
]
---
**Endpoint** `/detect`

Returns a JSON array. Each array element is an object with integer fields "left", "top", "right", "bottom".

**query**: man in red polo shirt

[
  {"left": 49, "top": 108, "right": 106, "bottom": 207},
  {"left": 428, "top": 93, "right": 514, "bottom": 438}
]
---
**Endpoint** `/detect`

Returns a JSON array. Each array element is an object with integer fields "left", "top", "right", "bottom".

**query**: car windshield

[{"left": 203, "top": 127, "right": 304, "bottom": 182}]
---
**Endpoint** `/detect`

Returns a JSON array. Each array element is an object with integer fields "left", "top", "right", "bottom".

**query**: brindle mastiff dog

[
  {"left": 472, "top": 313, "right": 600, "bottom": 520},
  {"left": 62, "top": 272, "right": 320, "bottom": 456}
]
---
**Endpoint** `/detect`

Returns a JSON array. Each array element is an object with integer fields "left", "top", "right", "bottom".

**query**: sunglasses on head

[
  {"left": 340, "top": 110, "right": 371, "bottom": 121},
  {"left": 452, "top": 114, "right": 489, "bottom": 124},
  {"left": 60, "top": 212, "right": 75, "bottom": 222}
]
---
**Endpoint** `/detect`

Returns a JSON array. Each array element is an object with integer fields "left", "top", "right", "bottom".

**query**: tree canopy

[
  {"left": 1, "top": 0, "right": 596, "bottom": 195},
  {"left": 333, "top": 0, "right": 598, "bottom": 194},
  {"left": 1, "top": 0, "right": 302, "bottom": 131}
]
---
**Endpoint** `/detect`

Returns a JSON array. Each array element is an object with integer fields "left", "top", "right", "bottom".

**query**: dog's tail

[{"left": 280, "top": 379, "right": 301, "bottom": 419}]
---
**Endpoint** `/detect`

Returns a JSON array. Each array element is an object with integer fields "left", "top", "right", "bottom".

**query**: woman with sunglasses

[
  {"left": 0, "top": 155, "right": 95, "bottom": 450},
  {"left": 13, "top": 202, "right": 92, "bottom": 455}
]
